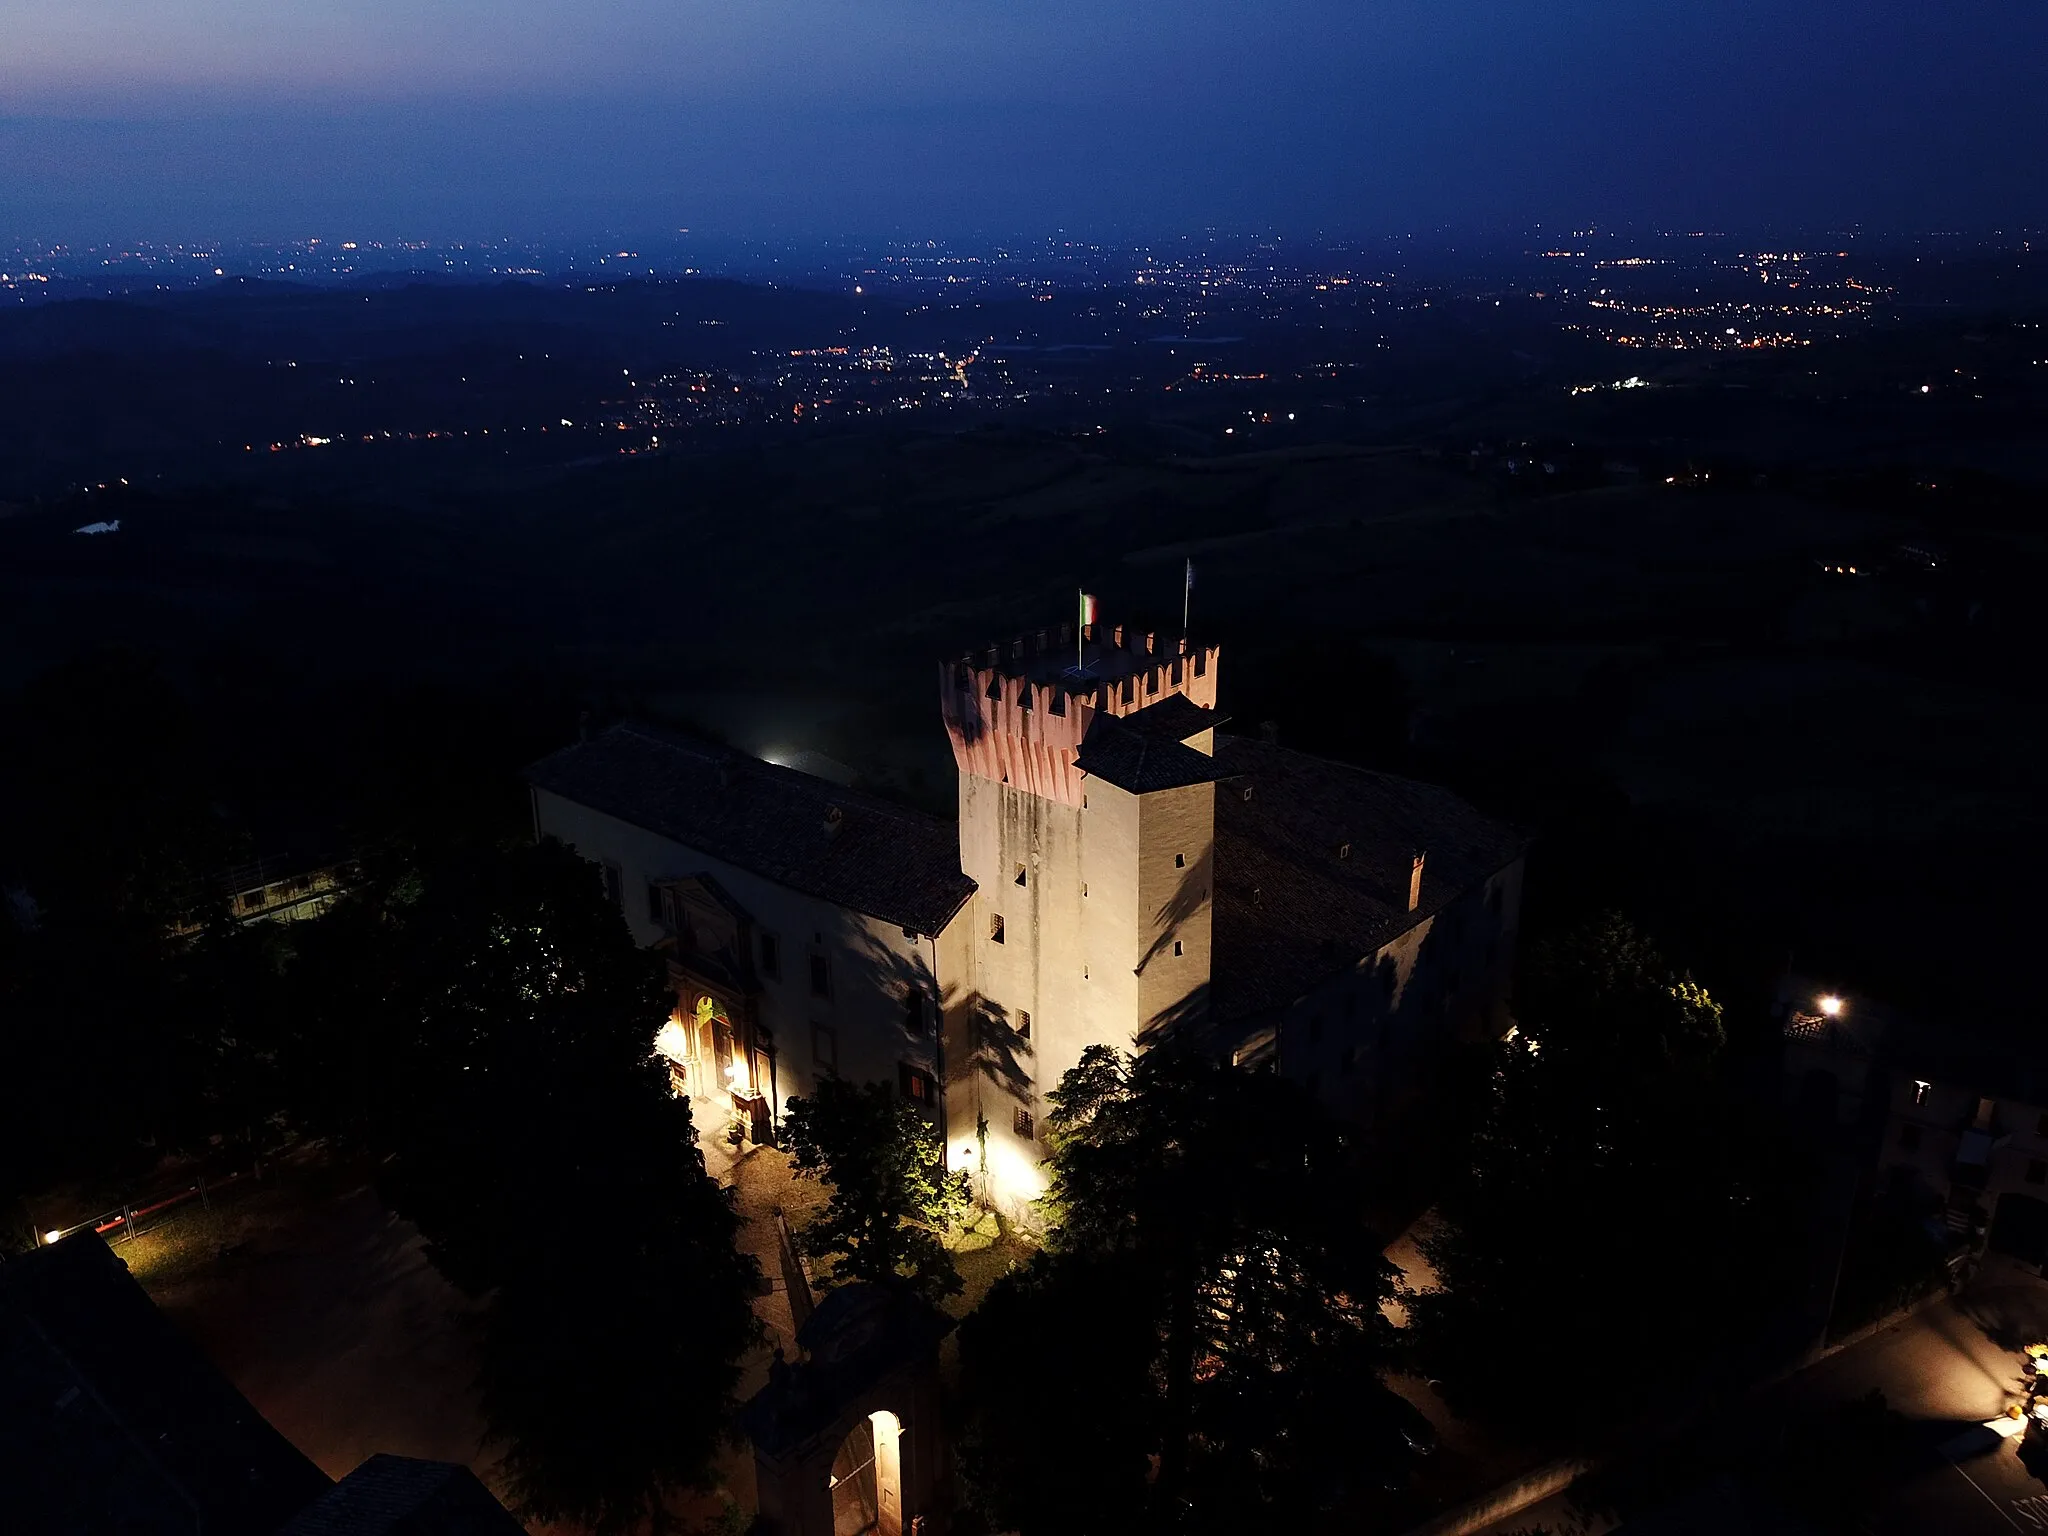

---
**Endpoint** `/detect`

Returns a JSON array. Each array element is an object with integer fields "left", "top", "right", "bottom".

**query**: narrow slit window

[{"left": 990, "top": 915, "right": 1005, "bottom": 945}]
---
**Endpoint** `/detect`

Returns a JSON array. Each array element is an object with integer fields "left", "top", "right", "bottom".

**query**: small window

[
  {"left": 647, "top": 882, "right": 666, "bottom": 925},
  {"left": 1899, "top": 1123, "right": 1922, "bottom": 1151},
  {"left": 1014, "top": 1107, "right": 1035, "bottom": 1140},
  {"left": 759, "top": 931, "right": 780, "bottom": 977},
  {"left": 990, "top": 915, "right": 1006, "bottom": 945},
  {"left": 1173, "top": 940, "right": 1184, "bottom": 957},
  {"left": 900, "top": 1064, "right": 934, "bottom": 1104},
  {"left": 903, "top": 989, "right": 927, "bottom": 1036},
  {"left": 1194, "top": 651, "right": 1207, "bottom": 677},
  {"left": 1174, "top": 852, "right": 1186, "bottom": 869},
  {"left": 2030, "top": 1160, "right": 2048, "bottom": 1187},
  {"left": 1912, "top": 1079, "right": 1930, "bottom": 1105},
  {"left": 1014, "top": 863, "right": 1027, "bottom": 887},
  {"left": 809, "top": 953, "right": 832, "bottom": 1000},
  {"left": 1082, "top": 882, "right": 1089, "bottom": 898},
  {"left": 812, "top": 1024, "right": 837, "bottom": 1074},
  {"left": 1018, "top": 1009, "right": 1032, "bottom": 1040},
  {"left": 601, "top": 861, "right": 623, "bottom": 907}
]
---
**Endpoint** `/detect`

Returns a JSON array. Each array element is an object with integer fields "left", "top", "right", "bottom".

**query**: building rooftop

[
  {"left": 525, "top": 722, "right": 977, "bottom": 936},
  {"left": 1075, "top": 709, "right": 1238, "bottom": 795},
  {"left": 1207, "top": 736, "right": 1529, "bottom": 1022},
  {"left": 0, "top": 1232, "right": 332, "bottom": 1536},
  {"left": 278, "top": 1455, "right": 526, "bottom": 1536}
]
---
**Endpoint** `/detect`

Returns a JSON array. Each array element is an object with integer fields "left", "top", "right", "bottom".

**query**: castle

[{"left": 525, "top": 615, "right": 1527, "bottom": 1221}]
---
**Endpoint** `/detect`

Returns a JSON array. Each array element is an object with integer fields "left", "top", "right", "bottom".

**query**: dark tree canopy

[
  {"left": 781, "top": 1075, "right": 969, "bottom": 1301},
  {"left": 1409, "top": 914, "right": 1782, "bottom": 1434},
  {"left": 296, "top": 838, "right": 762, "bottom": 1534},
  {"left": 961, "top": 1045, "right": 1421, "bottom": 1535}
]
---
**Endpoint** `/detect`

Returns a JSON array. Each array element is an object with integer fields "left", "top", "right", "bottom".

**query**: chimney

[
  {"left": 1035, "top": 628, "right": 1049, "bottom": 653},
  {"left": 1112, "top": 624, "right": 1125, "bottom": 648},
  {"left": 1259, "top": 720, "right": 1279, "bottom": 745},
  {"left": 984, "top": 645, "right": 1000, "bottom": 668},
  {"left": 1143, "top": 631, "right": 1156, "bottom": 653},
  {"left": 824, "top": 805, "right": 844, "bottom": 838},
  {"left": 1408, "top": 852, "right": 1426, "bottom": 913}
]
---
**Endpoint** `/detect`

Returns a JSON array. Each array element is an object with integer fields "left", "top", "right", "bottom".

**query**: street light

[
  {"left": 1818, "top": 994, "right": 1845, "bottom": 1017},
  {"left": 43, "top": 1230, "right": 61, "bottom": 1245}
]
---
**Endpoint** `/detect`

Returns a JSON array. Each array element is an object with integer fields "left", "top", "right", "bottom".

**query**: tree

[
  {"left": 959, "top": 1045, "right": 1420, "bottom": 1535},
  {"left": 781, "top": 1075, "right": 969, "bottom": 1301},
  {"left": 294, "top": 838, "right": 761, "bottom": 1533},
  {"left": 1408, "top": 914, "right": 1779, "bottom": 1435}
]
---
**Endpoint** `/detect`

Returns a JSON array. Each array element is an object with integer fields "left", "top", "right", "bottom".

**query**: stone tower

[{"left": 939, "top": 617, "right": 1228, "bottom": 1220}]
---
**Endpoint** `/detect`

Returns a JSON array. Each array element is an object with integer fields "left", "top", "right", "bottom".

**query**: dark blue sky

[{"left": 3, "top": 0, "right": 2041, "bottom": 242}]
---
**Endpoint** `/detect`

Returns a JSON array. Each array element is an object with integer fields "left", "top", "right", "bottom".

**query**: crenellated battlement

[{"left": 939, "top": 616, "right": 1221, "bottom": 806}]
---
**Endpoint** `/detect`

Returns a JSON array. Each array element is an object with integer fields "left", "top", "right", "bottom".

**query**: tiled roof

[
  {"left": 278, "top": 1455, "right": 526, "bottom": 1535},
  {"left": 525, "top": 723, "right": 976, "bottom": 935},
  {"left": 1076, "top": 713, "right": 1239, "bottom": 795},
  {"left": 0, "top": 1233, "right": 332, "bottom": 1536},
  {"left": 1207, "top": 737, "right": 1529, "bottom": 1022},
  {"left": 1115, "top": 691, "right": 1227, "bottom": 742}
]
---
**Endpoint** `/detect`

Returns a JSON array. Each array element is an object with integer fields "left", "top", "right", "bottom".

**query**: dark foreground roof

[
  {"left": 0, "top": 1232, "right": 331, "bottom": 1536},
  {"left": 526, "top": 722, "right": 976, "bottom": 935},
  {"left": 1208, "top": 736, "right": 1528, "bottom": 1021},
  {"left": 279, "top": 1455, "right": 526, "bottom": 1536}
]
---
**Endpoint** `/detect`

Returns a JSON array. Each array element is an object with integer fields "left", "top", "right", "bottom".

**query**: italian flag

[{"left": 1079, "top": 591, "right": 1098, "bottom": 629}]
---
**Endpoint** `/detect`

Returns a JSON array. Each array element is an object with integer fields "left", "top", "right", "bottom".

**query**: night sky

[{"left": 3, "top": 0, "right": 2042, "bottom": 240}]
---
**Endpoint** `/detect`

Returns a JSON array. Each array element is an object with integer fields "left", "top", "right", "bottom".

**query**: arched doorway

[{"left": 829, "top": 1410, "right": 903, "bottom": 1536}]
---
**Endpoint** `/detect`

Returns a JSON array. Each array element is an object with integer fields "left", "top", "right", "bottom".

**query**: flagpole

[
  {"left": 1077, "top": 588, "right": 1085, "bottom": 673},
  {"left": 1182, "top": 558, "right": 1192, "bottom": 636}
]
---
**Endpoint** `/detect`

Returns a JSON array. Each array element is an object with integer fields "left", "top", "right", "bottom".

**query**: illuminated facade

[{"left": 528, "top": 613, "right": 1528, "bottom": 1224}]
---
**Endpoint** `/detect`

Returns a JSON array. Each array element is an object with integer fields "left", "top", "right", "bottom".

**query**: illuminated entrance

[
  {"left": 743, "top": 1285, "right": 952, "bottom": 1536},
  {"left": 829, "top": 1410, "right": 903, "bottom": 1536}
]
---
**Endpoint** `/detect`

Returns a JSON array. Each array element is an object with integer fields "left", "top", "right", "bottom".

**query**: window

[
  {"left": 809, "top": 953, "right": 832, "bottom": 1000},
  {"left": 647, "top": 882, "right": 666, "bottom": 925},
  {"left": 990, "top": 915, "right": 1006, "bottom": 945},
  {"left": 900, "top": 1064, "right": 934, "bottom": 1105},
  {"left": 601, "top": 861, "right": 623, "bottom": 908},
  {"left": 1014, "top": 1107, "right": 1035, "bottom": 1140},
  {"left": 2030, "top": 1160, "right": 2048, "bottom": 1187},
  {"left": 903, "top": 989, "right": 927, "bottom": 1036},
  {"left": 1018, "top": 1010, "right": 1032, "bottom": 1041},
  {"left": 1174, "top": 852, "right": 1186, "bottom": 869},
  {"left": 1912, "top": 1080, "right": 1931, "bottom": 1105},
  {"left": 1014, "top": 863, "right": 1027, "bottom": 887},
  {"left": 759, "top": 932, "right": 780, "bottom": 978},
  {"left": 1082, "top": 882, "right": 1089, "bottom": 898},
  {"left": 1173, "top": 940, "right": 1184, "bottom": 957},
  {"left": 1194, "top": 651, "right": 1207, "bottom": 677},
  {"left": 1900, "top": 1123, "right": 1922, "bottom": 1151},
  {"left": 812, "top": 1024, "right": 837, "bottom": 1074}
]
